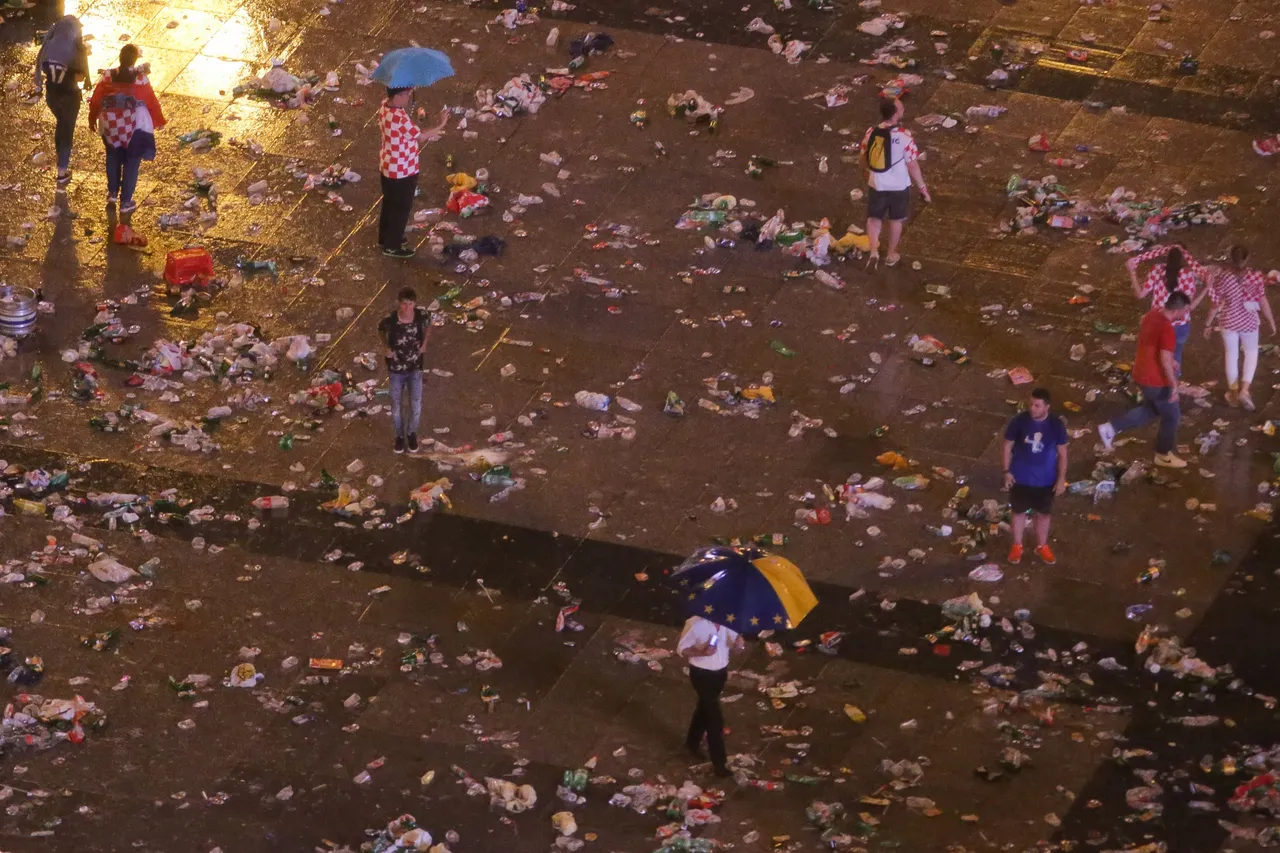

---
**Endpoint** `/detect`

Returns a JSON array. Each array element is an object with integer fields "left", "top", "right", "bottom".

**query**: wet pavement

[{"left": 1, "top": 0, "right": 1280, "bottom": 849}]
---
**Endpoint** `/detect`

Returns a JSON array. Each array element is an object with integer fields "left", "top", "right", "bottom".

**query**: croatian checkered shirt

[
  {"left": 379, "top": 101, "right": 420, "bottom": 179},
  {"left": 1132, "top": 245, "right": 1211, "bottom": 325},
  {"left": 1209, "top": 267, "right": 1268, "bottom": 333}
]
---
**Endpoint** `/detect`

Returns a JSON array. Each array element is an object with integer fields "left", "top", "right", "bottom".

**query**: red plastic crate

[{"left": 164, "top": 247, "right": 214, "bottom": 286}]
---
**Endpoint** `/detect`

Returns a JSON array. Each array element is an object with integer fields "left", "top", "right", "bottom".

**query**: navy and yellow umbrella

[{"left": 672, "top": 545, "right": 818, "bottom": 632}]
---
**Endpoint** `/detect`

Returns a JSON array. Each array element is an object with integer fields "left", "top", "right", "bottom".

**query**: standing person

[
  {"left": 378, "top": 287, "right": 429, "bottom": 453},
  {"left": 87, "top": 45, "right": 165, "bottom": 213},
  {"left": 860, "top": 97, "right": 930, "bottom": 269},
  {"left": 1126, "top": 243, "right": 1211, "bottom": 375},
  {"left": 377, "top": 89, "right": 447, "bottom": 258},
  {"left": 677, "top": 614, "right": 743, "bottom": 778},
  {"left": 32, "top": 14, "right": 90, "bottom": 187},
  {"left": 1002, "top": 388, "right": 1069, "bottom": 565},
  {"left": 1097, "top": 292, "right": 1192, "bottom": 468},
  {"left": 1203, "top": 245, "right": 1276, "bottom": 411}
]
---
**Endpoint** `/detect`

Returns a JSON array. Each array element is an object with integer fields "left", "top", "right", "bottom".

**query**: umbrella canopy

[
  {"left": 371, "top": 48, "right": 455, "bottom": 89},
  {"left": 672, "top": 545, "right": 817, "bottom": 632}
]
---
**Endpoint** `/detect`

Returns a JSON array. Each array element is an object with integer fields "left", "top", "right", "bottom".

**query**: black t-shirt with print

[{"left": 378, "top": 307, "right": 429, "bottom": 373}]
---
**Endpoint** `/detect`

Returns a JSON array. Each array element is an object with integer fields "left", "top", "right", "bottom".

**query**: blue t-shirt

[{"left": 1005, "top": 411, "right": 1068, "bottom": 488}]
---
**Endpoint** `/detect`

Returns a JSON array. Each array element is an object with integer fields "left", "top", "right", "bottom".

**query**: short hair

[
  {"left": 879, "top": 98, "right": 900, "bottom": 120},
  {"left": 1165, "top": 291, "right": 1191, "bottom": 309},
  {"left": 1230, "top": 245, "right": 1249, "bottom": 267},
  {"left": 397, "top": 286, "right": 417, "bottom": 302},
  {"left": 1031, "top": 387, "right": 1051, "bottom": 403},
  {"left": 387, "top": 86, "right": 411, "bottom": 99},
  {"left": 119, "top": 44, "right": 140, "bottom": 68}
]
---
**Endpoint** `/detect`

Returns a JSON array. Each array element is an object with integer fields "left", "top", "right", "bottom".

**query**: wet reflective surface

[{"left": 1, "top": 0, "right": 1280, "bottom": 848}]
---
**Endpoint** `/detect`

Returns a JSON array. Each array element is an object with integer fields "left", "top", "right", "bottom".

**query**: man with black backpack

[{"left": 860, "top": 97, "right": 930, "bottom": 268}]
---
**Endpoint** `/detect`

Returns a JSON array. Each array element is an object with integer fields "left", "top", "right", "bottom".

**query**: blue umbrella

[
  {"left": 672, "top": 545, "right": 818, "bottom": 633},
  {"left": 371, "top": 48, "right": 455, "bottom": 89}
]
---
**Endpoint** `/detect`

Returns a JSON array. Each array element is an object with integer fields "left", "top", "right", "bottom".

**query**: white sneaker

[
  {"left": 1096, "top": 422, "right": 1115, "bottom": 451},
  {"left": 1155, "top": 452, "right": 1188, "bottom": 469}
]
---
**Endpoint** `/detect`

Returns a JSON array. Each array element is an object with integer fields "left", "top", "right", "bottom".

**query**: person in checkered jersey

[
  {"left": 1202, "top": 245, "right": 1277, "bottom": 411},
  {"left": 378, "top": 87, "right": 448, "bottom": 258},
  {"left": 87, "top": 45, "right": 166, "bottom": 215}
]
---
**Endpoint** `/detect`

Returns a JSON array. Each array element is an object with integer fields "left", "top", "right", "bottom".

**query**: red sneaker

[
  {"left": 1035, "top": 545, "right": 1057, "bottom": 565},
  {"left": 1007, "top": 544, "right": 1024, "bottom": 564}
]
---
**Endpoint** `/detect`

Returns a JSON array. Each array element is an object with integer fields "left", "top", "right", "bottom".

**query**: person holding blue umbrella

[
  {"left": 673, "top": 545, "right": 818, "bottom": 778},
  {"left": 678, "top": 613, "right": 744, "bottom": 777},
  {"left": 373, "top": 48, "right": 453, "bottom": 259}
]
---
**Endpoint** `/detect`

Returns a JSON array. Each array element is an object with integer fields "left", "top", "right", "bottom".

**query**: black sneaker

[
  {"left": 382, "top": 245, "right": 415, "bottom": 259},
  {"left": 394, "top": 435, "right": 406, "bottom": 454},
  {"left": 407, "top": 433, "right": 419, "bottom": 452}
]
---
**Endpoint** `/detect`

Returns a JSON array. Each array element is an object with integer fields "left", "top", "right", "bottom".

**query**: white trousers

[{"left": 1222, "top": 329, "right": 1259, "bottom": 387}]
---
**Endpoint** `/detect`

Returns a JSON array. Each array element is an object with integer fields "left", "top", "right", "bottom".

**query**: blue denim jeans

[
  {"left": 105, "top": 145, "right": 140, "bottom": 204},
  {"left": 1173, "top": 321, "right": 1190, "bottom": 377},
  {"left": 1110, "top": 385, "right": 1180, "bottom": 455},
  {"left": 389, "top": 370, "right": 423, "bottom": 438}
]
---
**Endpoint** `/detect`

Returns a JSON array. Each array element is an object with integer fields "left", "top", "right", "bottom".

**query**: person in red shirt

[
  {"left": 1096, "top": 291, "right": 1191, "bottom": 468},
  {"left": 87, "top": 45, "right": 166, "bottom": 213}
]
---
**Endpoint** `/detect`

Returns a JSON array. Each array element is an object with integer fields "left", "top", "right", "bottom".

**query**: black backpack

[{"left": 865, "top": 125, "right": 898, "bottom": 173}]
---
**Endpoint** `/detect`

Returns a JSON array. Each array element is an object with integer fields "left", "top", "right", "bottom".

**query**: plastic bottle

[
  {"left": 252, "top": 496, "right": 290, "bottom": 511},
  {"left": 770, "top": 340, "right": 796, "bottom": 357},
  {"left": 1137, "top": 565, "right": 1160, "bottom": 583}
]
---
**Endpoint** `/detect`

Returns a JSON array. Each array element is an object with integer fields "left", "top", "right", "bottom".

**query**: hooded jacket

[{"left": 34, "top": 15, "right": 90, "bottom": 94}]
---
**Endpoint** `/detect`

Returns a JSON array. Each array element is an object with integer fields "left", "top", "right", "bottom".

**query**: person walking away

[
  {"left": 1126, "top": 243, "right": 1210, "bottom": 375},
  {"left": 33, "top": 14, "right": 90, "bottom": 187},
  {"left": 860, "top": 97, "right": 930, "bottom": 269},
  {"left": 677, "top": 614, "right": 743, "bottom": 778},
  {"left": 1097, "top": 292, "right": 1192, "bottom": 468},
  {"left": 1203, "top": 245, "right": 1275, "bottom": 411},
  {"left": 1002, "top": 387, "right": 1068, "bottom": 565},
  {"left": 378, "top": 287, "right": 429, "bottom": 453},
  {"left": 87, "top": 45, "right": 165, "bottom": 213}
]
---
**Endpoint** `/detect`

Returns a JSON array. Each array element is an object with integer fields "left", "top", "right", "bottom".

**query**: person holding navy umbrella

[
  {"left": 372, "top": 48, "right": 454, "bottom": 259},
  {"left": 672, "top": 545, "right": 818, "bottom": 779},
  {"left": 678, "top": 614, "right": 744, "bottom": 777}
]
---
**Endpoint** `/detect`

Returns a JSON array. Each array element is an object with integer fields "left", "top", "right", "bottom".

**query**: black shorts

[
  {"left": 1010, "top": 484, "right": 1055, "bottom": 515},
  {"left": 867, "top": 188, "right": 910, "bottom": 221}
]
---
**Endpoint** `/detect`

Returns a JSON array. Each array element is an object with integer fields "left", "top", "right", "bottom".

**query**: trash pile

[
  {"left": 674, "top": 194, "right": 870, "bottom": 266},
  {"left": 1, "top": 692, "right": 106, "bottom": 750},
  {"left": 232, "top": 59, "right": 324, "bottom": 108}
]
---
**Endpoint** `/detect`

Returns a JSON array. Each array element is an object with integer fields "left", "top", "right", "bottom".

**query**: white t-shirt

[
  {"left": 677, "top": 616, "right": 739, "bottom": 671},
  {"left": 862, "top": 125, "right": 921, "bottom": 192}
]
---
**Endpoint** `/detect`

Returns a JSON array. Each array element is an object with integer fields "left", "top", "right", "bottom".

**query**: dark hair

[
  {"left": 114, "top": 44, "right": 140, "bottom": 83},
  {"left": 1165, "top": 290, "right": 1191, "bottom": 310},
  {"left": 387, "top": 86, "right": 411, "bottom": 99},
  {"left": 1230, "top": 245, "right": 1249, "bottom": 268},
  {"left": 1031, "top": 387, "right": 1051, "bottom": 404},
  {"left": 1165, "top": 247, "right": 1184, "bottom": 293},
  {"left": 397, "top": 286, "right": 417, "bottom": 302},
  {"left": 879, "top": 98, "right": 900, "bottom": 121}
]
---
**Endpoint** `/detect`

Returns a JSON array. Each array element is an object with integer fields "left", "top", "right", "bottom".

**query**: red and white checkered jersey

[
  {"left": 1209, "top": 266, "right": 1268, "bottom": 333},
  {"left": 379, "top": 101, "right": 420, "bottom": 179},
  {"left": 1133, "top": 245, "right": 1211, "bottom": 322}
]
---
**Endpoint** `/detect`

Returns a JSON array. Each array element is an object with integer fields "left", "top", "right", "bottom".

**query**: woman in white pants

[{"left": 1203, "top": 245, "right": 1276, "bottom": 411}]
